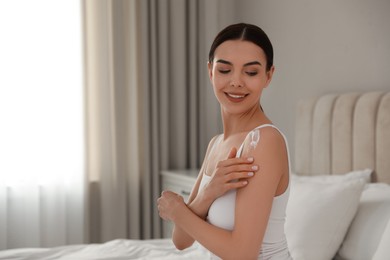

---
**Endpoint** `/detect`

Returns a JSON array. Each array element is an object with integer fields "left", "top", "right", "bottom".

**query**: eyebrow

[{"left": 216, "top": 59, "right": 262, "bottom": 67}]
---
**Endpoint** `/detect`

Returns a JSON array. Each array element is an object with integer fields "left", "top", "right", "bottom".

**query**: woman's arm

[
  {"left": 171, "top": 136, "right": 219, "bottom": 249},
  {"left": 159, "top": 127, "right": 288, "bottom": 259},
  {"left": 172, "top": 136, "right": 257, "bottom": 249}
]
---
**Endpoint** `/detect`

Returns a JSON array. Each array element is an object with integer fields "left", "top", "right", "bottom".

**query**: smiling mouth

[{"left": 225, "top": 93, "right": 249, "bottom": 99}]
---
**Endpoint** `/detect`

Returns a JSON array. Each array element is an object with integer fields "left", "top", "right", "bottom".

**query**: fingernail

[
  {"left": 243, "top": 181, "right": 248, "bottom": 185},
  {"left": 252, "top": 165, "right": 258, "bottom": 171},
  {"left": 248, "top": 172, "right": 254, "bottom": 176},
  {"left": 247, "top": 157, "right": 254, "bottom": 162}
]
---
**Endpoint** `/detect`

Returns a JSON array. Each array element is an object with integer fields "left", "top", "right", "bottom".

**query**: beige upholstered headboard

[{"left": 295, "top": 91, "right": 390, "bottom": 184}]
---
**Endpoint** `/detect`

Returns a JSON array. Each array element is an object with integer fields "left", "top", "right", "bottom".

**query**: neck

[{"left": 221, "top": 104, "right": 271, "bottom": 139}]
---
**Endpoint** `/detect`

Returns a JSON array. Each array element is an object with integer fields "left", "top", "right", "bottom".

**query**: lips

[
  {"left": 224, "top": 92, "right": 249, "bottom": 102},
  {"left": 227, "top": 93, "right": 245, "bottom": 98}
]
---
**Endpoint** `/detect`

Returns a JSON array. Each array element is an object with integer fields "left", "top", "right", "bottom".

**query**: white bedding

[{"left": 0, "top": 239, "right": 208, "bottom": 260}]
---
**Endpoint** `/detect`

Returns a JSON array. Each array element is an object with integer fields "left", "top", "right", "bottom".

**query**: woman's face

[{"left": 208, "top": 40, "right": 274, "bottom": 115}]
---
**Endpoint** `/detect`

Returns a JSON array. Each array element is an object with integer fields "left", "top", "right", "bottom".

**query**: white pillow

[
  {"left": 285, "top": 178, "right": 365, "bottom": 260},
  {"left": 373, "top": 217, "right": 390, "bottom": 260},
  {"left": 336, "top": 183, "right": 390, "bottom": 260},
  {"left": 291, "top": 168, "right": 372, "bottom": 183}
]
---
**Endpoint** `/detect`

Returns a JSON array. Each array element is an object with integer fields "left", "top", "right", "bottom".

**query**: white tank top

[{"left": 198, "top": 124, "right": 292, "bottom": 260}]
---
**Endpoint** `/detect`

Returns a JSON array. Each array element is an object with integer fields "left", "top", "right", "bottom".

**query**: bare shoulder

[
  {"left": 208, "top": 134, "right": 222, "bottom": 148},
  {"left": 236, "top": 126, "right": 289, "bottom": 202},
  {"left": 240, "top": 126, "right": 289, "bottom": 185},
  {"left": 242, "top": 126, "right": 287, "bottom": 157}
]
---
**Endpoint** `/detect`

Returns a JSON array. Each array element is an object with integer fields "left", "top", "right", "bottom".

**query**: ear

[
  {"left": 264, "top": 65, "right": 275, "bottom": 88},
  {"left": 207, "top": 61, "right": 213, "bottom": 82}
]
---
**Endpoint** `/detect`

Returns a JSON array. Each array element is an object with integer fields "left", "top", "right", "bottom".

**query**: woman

[{"left": 157, "top": 23, "right": 292, "bottom": 260}]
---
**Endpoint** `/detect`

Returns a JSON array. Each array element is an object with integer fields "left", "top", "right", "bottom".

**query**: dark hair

[{"left": 208, "top": 23, "right": 274, "bottom": 71}]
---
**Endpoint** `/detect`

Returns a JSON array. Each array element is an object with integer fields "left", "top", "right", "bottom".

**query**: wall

[{"left": 230, "top": 0, "right": 390, "bottom": 167}]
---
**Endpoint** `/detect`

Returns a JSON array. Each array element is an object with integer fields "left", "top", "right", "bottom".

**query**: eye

[
  {"left": 218, "top": 69, "right": 230, "bottom": 74},
  {"left": 246, "top": 71, "right": 258, "bottom": 76}
]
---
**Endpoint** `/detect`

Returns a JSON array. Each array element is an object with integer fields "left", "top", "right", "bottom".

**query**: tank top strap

[
  {"left": 210, "top": 134, "right": 223, "bottom": 154},
  {"left": 236, "top": 124, "right": 285, "bottom": 158}
]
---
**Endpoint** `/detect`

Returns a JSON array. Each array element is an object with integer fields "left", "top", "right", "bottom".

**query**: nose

[{"left": 230, "top": 72, "right": 243, "bottom": 87}]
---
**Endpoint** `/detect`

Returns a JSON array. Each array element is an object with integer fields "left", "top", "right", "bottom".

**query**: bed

[
  {"left": 288, "top": 91, "right": 390, "bottom": 260},
  {"left": 0, "top": 91, "right": 389, "bottom": 260}
]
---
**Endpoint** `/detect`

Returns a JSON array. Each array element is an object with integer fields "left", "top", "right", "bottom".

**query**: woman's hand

[
  {"left": 157, "top": 190, "right": 186, "bottom": 222},
  {"left": 157, "top": 147, "right": 258, "bottom": 223},
  {"left": 200, "top": 147, "right": 259, "bottom": 203}
]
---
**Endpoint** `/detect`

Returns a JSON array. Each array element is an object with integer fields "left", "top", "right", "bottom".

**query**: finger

[
  {"left": 214, "top": 163, "right": 258, "bottom": 178},
  {"left": 217, "top": 156, "right": 255, "bottom": 168},
  {"left": 161, "top": 190, "right": 177, "bottom": 198},
  {"left": 158, "top": 210, "right": 167, "bottom": 220},
  {"left": 225, "top": 171, "right": 256, "bottom": 182},
  {"left": 227, "top": 164, "right": 259, "bottom": 174},
  {"left": 225, "top": 180, "right": 249, "bottom": 191},
  {"left": 213, "top": 162, "right": 255, "bottom": 178}
]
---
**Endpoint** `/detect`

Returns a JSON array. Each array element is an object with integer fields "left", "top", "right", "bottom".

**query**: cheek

[
  {"left": 245, "top": 79, "right": 267, "bottom": 98},
  {"left": 212, "top": 75, "right": 229, "bottom": 90},
  {"left": 251, "top": 76, "right": 268, "bottom": 88}
]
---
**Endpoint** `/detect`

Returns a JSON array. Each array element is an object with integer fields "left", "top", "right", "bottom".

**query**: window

[{"left": 0, "top": 0, "right": 84, "bottom": 185}]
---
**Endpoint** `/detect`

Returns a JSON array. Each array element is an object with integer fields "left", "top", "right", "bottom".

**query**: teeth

[{"left": 228, "top": 93, "right": 245, "bottom": 98}]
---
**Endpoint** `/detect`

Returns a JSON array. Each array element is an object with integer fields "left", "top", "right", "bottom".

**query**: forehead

[{"left": 213, "top": 40, "right": 266, "bottom": 64}]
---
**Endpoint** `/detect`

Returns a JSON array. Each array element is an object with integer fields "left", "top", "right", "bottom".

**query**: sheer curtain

[
  {"left": 0, "top": 0, "right": 85, "bottom": 249},
  {"left": 84, "top": 0, "right": 136, "bottom": 242}
]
